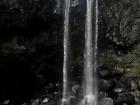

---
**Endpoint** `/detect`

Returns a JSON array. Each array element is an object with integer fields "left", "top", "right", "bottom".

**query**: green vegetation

[
  {"left": 128, "top": 44, "right": 140, "bottom": 76},
  {"left": 98, "top": 44, "right": 140, "bottom": 76}
]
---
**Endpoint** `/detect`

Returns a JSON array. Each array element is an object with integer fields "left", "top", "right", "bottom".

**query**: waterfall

[
  {"left": 94, "top": 0, "right": 98, "bottom": 104},
  {"left": 62, "top": 0, "right": 98, "bottom": 104},
  {"left": 84, "top": 0, "right": 94, "bottom": 96},
  {"left": 62, "top": 0, "right": 70, "bottom": 104},
  {"left": 82, "top": 0, "right": 98, "bottom": 104}
]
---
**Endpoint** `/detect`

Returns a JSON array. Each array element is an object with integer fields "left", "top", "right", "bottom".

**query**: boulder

[
  {"left": 116, "top": 93, "right": 135, "bottom": 104},
  {"left": 71, "top": 0, "right": 80, "bottom": 7},
  {"left": 99, "top": 97, "right": 113, "bottom": 105},
  {"left": 114, "top": 88, "right": 126, "bottom": 93},
  {"left": 31, "top": 99, "right": 40, "bottom": 105},
  {"left": 71, "top": 84, "right": 81, "bottom": 96},
  {"left": 98, "top": 70, "right": 111, "bottom": 78},
  {"left": 2, "top": 100, "right": 10, "bottom": 105},
  {"left": 67, "top": 96, "right": 77, "bottom": 105},
  {"left": 98, "top": 79, "right": 112, "bottom": 92}
]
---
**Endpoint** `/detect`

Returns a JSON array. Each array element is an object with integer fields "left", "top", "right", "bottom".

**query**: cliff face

[
  {"left": 98, "top": 0, "right": 140, "bottom": 53},
  {"left": 135, "top": 2, "right": 140, "bottom": 35}
]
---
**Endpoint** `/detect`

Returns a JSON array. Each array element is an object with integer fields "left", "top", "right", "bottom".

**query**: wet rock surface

[
  {"left": 98, "top": 67, "right": 140, "bottom": 105},
  {"left": 99, "top": 97, "right": 113, "bottom": 105},
  {"left": 116, "top": 92, "right": 134, "bottom": 104}
]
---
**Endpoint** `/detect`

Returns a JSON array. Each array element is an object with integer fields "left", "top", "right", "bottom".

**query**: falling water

[
  {"left": 82, "top": 0, "right": 98, "bottom": 105},
  {"left": 94, "top": 0, "right": 98, "bottom": 104},
  {"left": 84, "top": 0, "right": 94, "bottom": 95},
  {"left": 62, "top": 0, "right": 70, "bottom": 104}
]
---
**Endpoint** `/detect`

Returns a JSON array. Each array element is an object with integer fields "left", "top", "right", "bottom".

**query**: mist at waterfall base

[{"left": 62, "top": 0, "right": 98, "bottom": 105}]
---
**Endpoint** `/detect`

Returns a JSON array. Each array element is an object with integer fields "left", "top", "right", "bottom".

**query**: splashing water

[
  {"left": 82, "top": 0, "right": 98, "bottom": 104},
  {"left": 81, "top": 95, "right": 95, "bottom": 105},
  {"left": 62, "top": 0, "right": 71, "bottom": 104}
]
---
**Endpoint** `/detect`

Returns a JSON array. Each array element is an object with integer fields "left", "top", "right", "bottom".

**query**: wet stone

[{"left": 99, "top": 97, "right": 113, "bottom": 105}]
